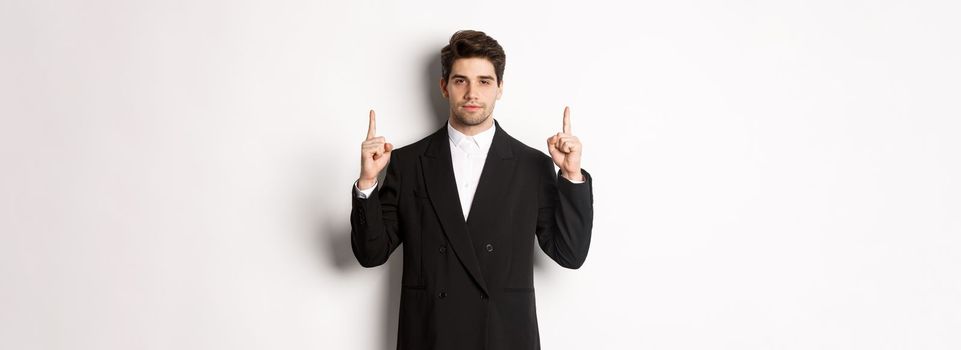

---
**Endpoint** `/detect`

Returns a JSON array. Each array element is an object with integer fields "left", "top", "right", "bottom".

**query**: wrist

[
  {"left": 561, "top": 169, "right": 583, "bottom": 182},
  {"left": 357, "top": 177, "right": 377, "bottom": 190}
]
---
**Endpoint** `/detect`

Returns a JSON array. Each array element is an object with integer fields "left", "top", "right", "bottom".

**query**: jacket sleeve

[
  {"left": 350, "top": 152, "right": 402, "bottom": 268},
  {"left": 535, "top": 156, "right": 594, "bottom": 269}
]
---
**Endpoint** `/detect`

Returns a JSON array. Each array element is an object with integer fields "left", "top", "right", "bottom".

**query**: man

[{"left": 350, "top": 30, "right": 594, "bottom": 350}]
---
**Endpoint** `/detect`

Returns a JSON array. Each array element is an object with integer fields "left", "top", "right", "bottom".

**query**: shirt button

[{"left": 485, "top": 243, "right": 494, "bottom": 252}]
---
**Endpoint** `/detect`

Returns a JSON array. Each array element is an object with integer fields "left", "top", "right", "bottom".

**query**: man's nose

[{"left": 464, "top": 82, "right": 479, "bottom": 98}]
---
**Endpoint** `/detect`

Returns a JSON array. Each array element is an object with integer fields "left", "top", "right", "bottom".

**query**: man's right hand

[{"left": 358, "top": 109, "right": 393, "bottom": 190}]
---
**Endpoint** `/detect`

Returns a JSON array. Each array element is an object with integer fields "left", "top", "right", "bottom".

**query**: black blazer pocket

[{"left": 503, "top": 287, "right": 534, "bottom": 293}]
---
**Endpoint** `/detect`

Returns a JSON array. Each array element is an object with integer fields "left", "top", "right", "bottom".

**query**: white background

[{"left": 2, "top": 0, "right": 960, "bottom": 349}]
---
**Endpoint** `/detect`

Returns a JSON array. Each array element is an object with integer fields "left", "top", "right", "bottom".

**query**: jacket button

[
  {"left": 439, "top": 246, "right": 447, "bottom": 254},
  {"left": 438, "top": 291, "right": 447, "bottom": 299},
  {"left": 485, "top": 243, "right": 493, "bottom": 252},
  {"left": 480, "top": 294, "right": 488, "bottom": 300}
]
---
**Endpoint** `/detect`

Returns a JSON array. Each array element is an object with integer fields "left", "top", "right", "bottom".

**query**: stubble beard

[{"left": 452, "top": 105, "right": 492, "bottom": 127}]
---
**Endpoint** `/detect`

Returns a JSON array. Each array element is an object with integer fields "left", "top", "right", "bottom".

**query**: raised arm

[
  {"left": 350, "top": 109, "right": 401, "bottom": 267},
  {"left": 538, "top": 106, "right": 594, "bottom": 268}
]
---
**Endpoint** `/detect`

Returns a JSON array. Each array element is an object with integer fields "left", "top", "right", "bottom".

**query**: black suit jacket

[{"left": 350, "top": 120, "right": 594, "bottom": 350}]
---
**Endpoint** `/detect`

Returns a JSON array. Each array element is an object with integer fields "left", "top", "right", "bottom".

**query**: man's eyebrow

[{"left": 450, "top": 74, "right": 496, "bottom": 81}]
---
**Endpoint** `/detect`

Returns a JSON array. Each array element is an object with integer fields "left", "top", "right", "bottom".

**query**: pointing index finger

[
  {"left": 367, "top": 109, "right": 376, "bottom": 139},
  {"left": 562, "top": 106, "right": 571, "bottom": 134}
]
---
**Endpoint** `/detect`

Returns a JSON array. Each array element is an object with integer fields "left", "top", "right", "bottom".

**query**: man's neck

[{"left": 448, "top": 116, "right": 494, "bottom": 136}]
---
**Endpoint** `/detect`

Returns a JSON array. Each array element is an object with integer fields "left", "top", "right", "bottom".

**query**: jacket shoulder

[
  {"left": 505, "top": 134, "right": 552, "bottom": 164},
  {"left": 386, "top": 131, "right": 435, "bottom": 165},
  {"left": 391, "top": 135, "right": 431, "bottom": 159}
]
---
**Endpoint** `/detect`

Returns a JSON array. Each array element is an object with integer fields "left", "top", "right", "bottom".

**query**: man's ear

[
  {"left": 496, "top": 79, "right": 504, "bottom": 100},
  {"left": 439, "top": 78, "right": 448, "bottom": 98}
]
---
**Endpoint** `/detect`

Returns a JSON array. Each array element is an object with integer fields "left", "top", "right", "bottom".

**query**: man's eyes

[{"left": 453, "top": 79, "right": 493, "bottom": 85}]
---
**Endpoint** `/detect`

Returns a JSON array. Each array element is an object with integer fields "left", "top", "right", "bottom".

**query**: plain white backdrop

[{"left": 2, "top": 0, "right": 960, "bottom": 349}]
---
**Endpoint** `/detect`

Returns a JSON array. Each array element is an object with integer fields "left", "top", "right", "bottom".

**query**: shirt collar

[{"left": 447, "top": 119, "right": 496, "bottom": 153}]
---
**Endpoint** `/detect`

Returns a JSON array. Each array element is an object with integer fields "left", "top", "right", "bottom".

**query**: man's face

[{"left": 440, "top": 57, "right": 503, "bottom": 127}]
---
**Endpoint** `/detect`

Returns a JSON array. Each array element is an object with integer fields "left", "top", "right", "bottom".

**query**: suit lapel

[
  {"left": 466, "top": 121, "right": 515, "bottom": 226},
  {"left": 420, "top": 125, "right": 489, "bottom": 296}
]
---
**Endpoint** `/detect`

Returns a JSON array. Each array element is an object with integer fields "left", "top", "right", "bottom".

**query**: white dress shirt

[
  {"left": 354, "top": 120, "right": 583, "bottom": 221},
  {"left": 446, "top": 120, "right": 495, "bottom": 220}
]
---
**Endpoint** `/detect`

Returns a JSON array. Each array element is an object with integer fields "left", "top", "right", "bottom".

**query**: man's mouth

[{"left": 463, "top": 105, "right": 481, "bottom": 110}]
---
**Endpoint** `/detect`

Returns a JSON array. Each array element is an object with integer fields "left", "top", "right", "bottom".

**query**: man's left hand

[{"left": 547, "top": 106, "right": 583, "bottom": 182}]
